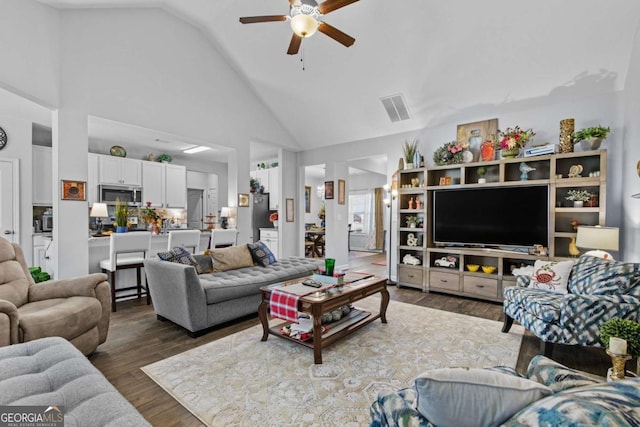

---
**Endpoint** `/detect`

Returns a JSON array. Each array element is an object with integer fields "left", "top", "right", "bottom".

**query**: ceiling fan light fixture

[{"left": 290, "top": 13, "right": 318, "bottom": 37}]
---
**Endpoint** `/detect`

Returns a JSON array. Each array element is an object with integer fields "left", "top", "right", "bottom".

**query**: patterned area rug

[{"left": 142, "top": 297, "right": 524, "bottom": 426}]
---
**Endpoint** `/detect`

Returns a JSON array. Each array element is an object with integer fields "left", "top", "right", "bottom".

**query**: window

[{"left": 348, "top": 191, "right": 373, "bottom": 233}]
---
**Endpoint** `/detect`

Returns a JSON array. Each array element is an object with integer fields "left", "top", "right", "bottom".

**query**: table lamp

[
  {"left": 220, "top": 207, "right": 230, "bottom": 229},
  {"left": 90, "top": 202, "right": 109, "bottom": 235},
  {"left": 576, "top": 225, "right": 619, "bottom": 260}
]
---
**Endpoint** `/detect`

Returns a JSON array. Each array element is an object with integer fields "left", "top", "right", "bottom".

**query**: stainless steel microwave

[{"left": 99, "top": 185, "right": 142, "bottom": 206}]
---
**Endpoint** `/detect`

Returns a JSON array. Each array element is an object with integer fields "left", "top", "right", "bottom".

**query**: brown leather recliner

[{"left": 0, "top": 237, "right": 110, "bottom": 355}]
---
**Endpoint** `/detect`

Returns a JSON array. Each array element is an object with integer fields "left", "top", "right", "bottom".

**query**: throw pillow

[
  {"left": 529, "top": 260, "right": 574, "bottom": 294},
  {"left": 209, "top": 244, "right": 254, "bottom": 272},
  {"left": 568, "top": 255, "right": 640, "bottom": 296},
  {"left": 415, "top": 367, "right": 552, "bottom": 427},
  {"left": 157, "top": 246, "right": 202, "bottom": 273},
  {"left": 503, "top": 378, "right": 640, "bottom": 426},
  {"left": 248, "top": 241, "right": 277, "bottom": 267}
]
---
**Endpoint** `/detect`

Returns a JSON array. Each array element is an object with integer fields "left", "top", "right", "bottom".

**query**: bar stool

[
  {"left": 210, "top": 229, "right": 239, "bottom": 249},
  {"left": 168, "top": 229, "right": 202, "bottom": 253},
  {"left": 99, "top": 232, "right": 152, "bottom": 312}
]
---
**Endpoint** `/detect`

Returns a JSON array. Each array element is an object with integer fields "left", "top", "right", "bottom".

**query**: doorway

[
  {"left": 0, "top": 159, "right": 19, "bottom": 243},
  {"left": 187, "top": 189, "right": 203, "bottom": 229}
]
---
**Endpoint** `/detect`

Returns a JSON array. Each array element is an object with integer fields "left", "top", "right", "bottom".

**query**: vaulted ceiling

[{"left": 34, "top": 0, "right": 640, "bottom": 156}]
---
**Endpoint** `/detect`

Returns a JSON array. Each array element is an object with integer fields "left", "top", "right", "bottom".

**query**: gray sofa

[
  {"left": 0, "top": 336, "right": 150, "bottom": 427},
  {"left": 144, "top": 254, "right": 321, "bottom": 336}
]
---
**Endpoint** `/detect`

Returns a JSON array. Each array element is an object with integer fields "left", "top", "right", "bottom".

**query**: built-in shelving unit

[{"left": 396, "top": 150, "right": 607, "bottom": 302}]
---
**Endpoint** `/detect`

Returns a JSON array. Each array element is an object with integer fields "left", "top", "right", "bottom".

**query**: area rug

[{"left": 142, "top": 297, "right": 524, "bottom": 426}]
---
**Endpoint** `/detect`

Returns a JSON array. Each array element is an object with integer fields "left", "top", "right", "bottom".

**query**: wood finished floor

[{"left": 90, "top": 252, "right": 612, "bottom": 426}]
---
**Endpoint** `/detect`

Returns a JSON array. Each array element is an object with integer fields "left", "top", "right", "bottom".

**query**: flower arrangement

[
  {"left": 565, "top": 189, "right": 591, "bottom": 202},
  {"left": 269, "top": 212, "right": 278, "bottom": 222},
  {"left": 141, "top": 201, "right": 160, "bottom": 224},
  {"left": 433, "top": 141, "right": 465, "bottom": 166},
  {"left": 496, "top": 126, "right": 535, "bottom": 150},
  {"left": 115, "top": 198, "right": 129, "bottom": 227}
]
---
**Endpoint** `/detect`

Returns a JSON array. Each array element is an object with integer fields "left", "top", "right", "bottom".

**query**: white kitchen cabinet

[
  {"left": 142, "top": 161, "right": 164, "bottom": 207},
  {"left": 259, "top": 228, "right": 279, "bottom": 259},
  {"left": 99, "top": 155, "right": 142, "bottom": 186},
  {"left": 87, "top": 153, "right": 99, "bottom": 205},
  {"left": 32, "top": 146, "right": 52, "bottom": 205},
  {"left": 165, "top": 164, "right": 187, "bottom": 208},
  {"left": 141, "top": 162, "right": 186, "bottom": 208}
]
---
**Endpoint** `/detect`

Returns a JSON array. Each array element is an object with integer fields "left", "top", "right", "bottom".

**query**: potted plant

[
  {"left": 405, "top": 215, "right": 419, "bottom": 228},
  {"left": 115, "top": 198, "right": 129, "bottom": 232},
  {"left": 496, "top": 126, "right": 535, "bottom": 158},
  {"left": 156, "top": 153, "right": 172, "bottom": 163},
  {"left": 403, "top": 139, "right": 418, "bottom": 169},
  {"left": 141, "top": 201, "right": 161, "bottom": 234},
  {"left": 477, "top": 166, "right": 487, "bottom": 184},
  {"left": 565, "top": 189, "right": 591, "bottom": 207},
  {"left": 573, "top": 125, "right": 611, "bottom": 151},
  {"left": 600, "top": 318, "right": 640, "bottom": 376}
]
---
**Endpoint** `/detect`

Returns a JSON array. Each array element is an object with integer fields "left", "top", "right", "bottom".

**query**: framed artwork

[
  {"left": 438, "top": 176, "right": 452, "bottom": 186},
  {"left": 238, "top": 193, "right": 249, "bottom": 207},
  {"left": 338, "top": 179, "right": 346, "bottom": 205},
  {"left": 305, "top": 186, "right": 311, "bottom": 213},
  {"left": 456, "top": 118, "right": 499, "bottom": 149},
  {"left": 286, "top": 198, "right": 294, "bottom": 222},
  {"left": 324, "top": 181, "right": 334, "bottom": 200},
  {"left": 61, "top": 180, "right": 86, "bottom": 201}
]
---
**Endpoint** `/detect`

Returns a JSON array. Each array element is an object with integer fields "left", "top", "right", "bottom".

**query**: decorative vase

[
  {"left": 468, "top": 129, "right": 483, "bottom": 147},
  {"left": 501, "top": 147, "right": 520, "bottom": 158},
  {"left": 559, "top": 118, "right": 575, "bottom": 153},
  {"left": 580, "top": 137, "right": 603, "bottom": 151},
  {"left": 405, "top": 162, "right": 414, "bottom": 170},
  {"left": 573, "top": 201, "right": 584, "bottom": 208},
  {"left": 116, "top": 226, "right": 128, "bottom": 233},
  {"left": 409, "top": 222, "right": 416, "bottom": 229},
  {"left": 480, "top": 140, "right": 496, "bottom": 161},
  {"left": 149, "top": 224, "right": 160, "bottom": 235},
  {"left": 478, "top": 177, "right": 487, "bottom": 184}
]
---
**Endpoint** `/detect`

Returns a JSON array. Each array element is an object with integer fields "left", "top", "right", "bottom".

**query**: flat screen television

[{"left": 433, "top": 185, "right": 549, "bottom": 249}]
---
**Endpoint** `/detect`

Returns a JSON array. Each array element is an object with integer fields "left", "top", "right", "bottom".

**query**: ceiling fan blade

[
  {"left": 239, "top": 15, "right": 287, "bottom": 24},
  {"left": 317, "top": 0, "right": 359, "bottom": 15},
  {"left": 317, "top": 22, "right": 355, "bottom": 47},
  {"left": 287, "top": 34, "right": 302, "bottom": 55}
]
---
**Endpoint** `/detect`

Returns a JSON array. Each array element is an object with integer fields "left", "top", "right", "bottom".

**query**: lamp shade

[
  {"left": 576, "top": 226, "right": 619, "bottom": 260},
  {"left": 90, "top": 203, "right": 108, "bottom": 218},
  {"left": 220, "top": 207, "right": 230, "bottom": 218},
  {"left": 290, "top": 14, "right": 318, "bottom": 37}
]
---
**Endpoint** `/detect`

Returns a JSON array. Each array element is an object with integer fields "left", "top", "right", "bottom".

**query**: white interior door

[
  {"left": 0, "top": 159, "right": 18, "bottom": 243},
  {"left": 187, "top": 189, "right": 203, "bottom": 229}
]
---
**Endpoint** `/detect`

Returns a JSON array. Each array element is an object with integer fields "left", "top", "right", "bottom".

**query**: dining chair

[
  {"left": 167, "top": 229, "right": 201, "bottom": 253},
  {"left": 99, "top": 231, "right": 152, "bottom": 312},
  {"left": 210, "top": 229, "right": 239, "bottom": 249}
]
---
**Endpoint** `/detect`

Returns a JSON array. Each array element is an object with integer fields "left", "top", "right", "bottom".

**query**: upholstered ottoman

[{"left": 0, "top": 337, "right": 150, "bottom": 427}]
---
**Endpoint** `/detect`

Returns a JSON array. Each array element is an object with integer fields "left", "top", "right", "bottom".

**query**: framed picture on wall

[
  {"left": 61, "top": 180, "right": 86, "bottom": 201},
  {"left": 324, "top": 181, "right": 334, "bottom": 199},
  {"left": 286, "top": 198, "right": 294, "bottom": 222},
  {"left": 305, "top": 186, "right": 311, "bottom": 213},
  {"left": 338, "top": 179, "right": 346, "bottom": 205},
  {"left": 238, "top": 193, "right": 249, "bottom": 207}
]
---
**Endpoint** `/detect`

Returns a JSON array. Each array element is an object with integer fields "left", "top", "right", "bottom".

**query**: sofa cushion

[
  {"left": 157, "top": 246, "right": 201, "bottom": 273},
  {"left": 209, "top": 245, "right": 255, "bottom": 272},
  {"left": 415, "top": 367, "right": 552, "bottom": 427},
  {"left": 17, "top": 297, "right": 103, "bottom": 342},
  {"left": 248, "top": 241, "right": 277, "bottom": 267},
  {"left": 503, "top": 287, "right": 562, "bottom": 323},
  {"left": 503, "top": 378, "right": 640, "bottom": 426},
  {"left": 529, "top": 260, "right": 574, "bottom": 294},
  {"left": 199, "top": 257, "right": 321, "bottom": 304},
  {"left": 568, "top": 255, "right": 640, "bottom": 296},
  {"left": 525, "top": 355, "right": 601, "bottom": 393}
]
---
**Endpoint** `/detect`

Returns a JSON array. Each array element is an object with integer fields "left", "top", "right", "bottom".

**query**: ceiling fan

[{"left": 239, "top": 0, "right": 359, "bottom": 55}]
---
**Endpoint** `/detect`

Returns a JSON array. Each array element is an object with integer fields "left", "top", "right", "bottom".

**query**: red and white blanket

[{"left": 269, "top": 288, "right": 301, "bottom": 323}]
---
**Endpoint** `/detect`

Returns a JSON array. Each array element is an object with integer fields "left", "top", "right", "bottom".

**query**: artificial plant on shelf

[
  {"left": 573, "top": 125, "right": 611, "bottom": 150},
  {"left": 433, "top": 141, "right": 465, "bottom": 166},
  {"left": 405, "top": 216, "right": 419, "bottom": 227},
  {"left": 402, "top": 138, "right": 418, "bottom": 167},
  {"left": 565, "top": 189, "right": 591, "bottom": 206}
]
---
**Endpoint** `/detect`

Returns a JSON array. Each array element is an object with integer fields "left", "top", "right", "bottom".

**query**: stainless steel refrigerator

[{"left": 251, "top": 192, "right": 273, "bottom": 242}]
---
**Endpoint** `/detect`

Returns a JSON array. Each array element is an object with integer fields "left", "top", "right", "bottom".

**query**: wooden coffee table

[{"left": 258, "top": 274, "right": 389, "bottom": 364}]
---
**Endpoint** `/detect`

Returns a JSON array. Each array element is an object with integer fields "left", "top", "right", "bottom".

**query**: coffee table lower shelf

[{"left": 266, "top": 307, "right": 379, "bottom": 362}]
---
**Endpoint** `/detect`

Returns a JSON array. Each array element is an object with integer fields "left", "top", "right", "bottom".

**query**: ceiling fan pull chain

[{"left": 301, "top": 45, "right": 305, "bottom": 71}]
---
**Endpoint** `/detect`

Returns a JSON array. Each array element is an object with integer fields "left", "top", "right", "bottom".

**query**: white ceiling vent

[{"left": 380, "top": 94, "right": 411, "bottom": 122}]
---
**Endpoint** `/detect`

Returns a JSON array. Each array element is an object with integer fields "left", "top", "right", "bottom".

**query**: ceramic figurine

[
  {"left": 416, "top": 198, "right": 423, "bottom": 209},
  {"left": 568, "top": 237, "right": 580, "bottom": 257},
  {"left": 408, "top": 197, "right": 414, "bottom": 209},
  {"left": 519, "top": 162, "right": 536, "bottom": 181}
]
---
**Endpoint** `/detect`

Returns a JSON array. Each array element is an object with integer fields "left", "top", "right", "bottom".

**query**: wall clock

[{"left": 0, "top": 126, "right": 6, "bottom": 150}]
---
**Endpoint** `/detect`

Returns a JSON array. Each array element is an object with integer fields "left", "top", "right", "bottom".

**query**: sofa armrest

[
  {"left": 515, "top": 275, "right": 531, "bottom": 288},
  {"left": 525, "top": 355, "right": 601, "bottom": 393},
  {"left": 0, "top": 299, "right": 19, "bottom": 346},
  {"left": 28, "top": 273, "right": 109, "bottom": 301},
  {"left": 559, "top": 294, "right": 640, "bottom": 346},
  {"left": 143, "top": 258, "right": 207, "bottom": 333}
]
